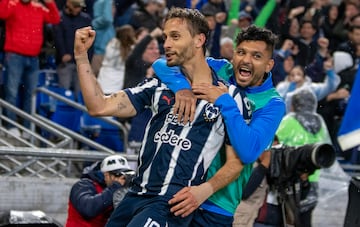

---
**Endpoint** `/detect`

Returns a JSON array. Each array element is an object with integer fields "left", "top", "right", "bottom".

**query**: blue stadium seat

[
  {"left": 49, "top": 87, "right": 81, "bottom": 132},
  {"left": 80, "top": 112, "right": 124, "bottom": 152},
  {"left": 78, "top": 92, "right": 124, "bottom": 152},
  {"left": 37, "top": 69, "right": 58, "bottom": 87}
]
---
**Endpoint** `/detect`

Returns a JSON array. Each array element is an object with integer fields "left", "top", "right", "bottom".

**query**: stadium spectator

[
  {"left": 97, "top": 25, "right": 136, "bottom": 94},
  {"left": 123, "top": 27, "right": 161, "bottom": 149},
  {"left": 53, "top": 0, "right": 92, "bottom": 100},
  {"left": 91, "top": 0, "right": 115, "bottom": 77},
  {"left": 276, "top": 56, "right": 340, "bottom": 113},
  {"left": 219, "top": 36, "right": 234, "bottom": 61},
  {"left": 128, "top": 0, "right": 165, "bottom": 31},
  {"left": 0, "top": 0, "right": 60, "bottom": 138}
]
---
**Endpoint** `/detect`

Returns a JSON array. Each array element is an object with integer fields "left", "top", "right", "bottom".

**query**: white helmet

[{"left": 100, "top": 155, "right": 131, "bottom": 173}]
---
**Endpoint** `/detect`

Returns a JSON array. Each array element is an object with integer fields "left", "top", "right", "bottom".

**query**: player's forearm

[
  {"left": 77, "top": 55, "right": 137, "bottom": 119},
  {"left": 207, "top": 157, "right": 243, "bottom": 193},
  {"left": 181, "top": 158, "right": 243, "bottom": 212},
  {"left": 206, "top": 145, "right": 244, "bottom": 195},
  {"left": 75, "top": 54, "right": 113, "bottom": 117}
]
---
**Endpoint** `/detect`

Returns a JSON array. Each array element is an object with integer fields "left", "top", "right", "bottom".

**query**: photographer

[
  {"left": 276, "top": 89, "right": 333, "bottom": 227},
  {"left": 65, "top": 155, "right": 135, "bottom": 227},
  {"left": 235, "top": 142, "right": 335, "bottom": 227}
]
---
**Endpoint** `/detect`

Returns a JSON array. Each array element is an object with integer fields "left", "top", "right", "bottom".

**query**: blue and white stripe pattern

[{"left": 125, "top": 77, "right": 225, "bottom": 198}]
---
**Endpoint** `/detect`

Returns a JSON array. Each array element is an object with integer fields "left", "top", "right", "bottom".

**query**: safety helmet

[{"left": 100, "top": 155, "right": 131, "bottom": 173}]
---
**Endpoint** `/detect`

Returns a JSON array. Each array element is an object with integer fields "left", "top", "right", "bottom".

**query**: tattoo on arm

[{"left": 117, "top": 102, "right": 127, "bottom": 112}]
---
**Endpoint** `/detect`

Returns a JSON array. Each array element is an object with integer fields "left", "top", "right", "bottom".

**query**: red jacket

[
  {"left": 0, "top": 0, "right": 60, "bottom": 56},
  {"left": 65, "top": 181, "right": 113, "bottom": 227}
]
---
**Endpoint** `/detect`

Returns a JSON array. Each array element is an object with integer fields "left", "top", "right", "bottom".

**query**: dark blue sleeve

[
  {"left": 152, "top": 58, "right": 191, "bottom": 93},
  {"left": 69, "top": 179, "right": 122, "bottom": 219},
  {"left": 124, "top": 77, "right": 160, "bottom": 115},
  {"left": 214, "top": 94, "right": 285, "bottom": 164}
]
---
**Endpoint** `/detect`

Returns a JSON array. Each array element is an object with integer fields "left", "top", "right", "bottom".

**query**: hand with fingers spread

[
  {"left": 173, "top": 89, "right": 197, "bottom": 124},
  {"left": 192, "top": 82, "right": 228, "bottom": 103},
  {"left": 168, "top": 183, "right": 213, "bottom": 217}
]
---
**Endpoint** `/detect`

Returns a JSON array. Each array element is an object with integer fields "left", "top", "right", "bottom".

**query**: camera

[
  {"left": 122, "top": 170, "right": 136, "bottom": 187},
  {"left": 268, "top": 143, "right": 336, "bottom": 187},
  {"left": 264, "top": 143, "right": 336, "bottom": 226},
  {"left": 111, "top": 170, "right": 136, "bottom": 209},
  {"left": 111, "top": 169, "right": 136, "bottom": 187}
]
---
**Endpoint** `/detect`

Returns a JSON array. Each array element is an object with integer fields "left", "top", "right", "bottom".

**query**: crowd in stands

[
  {"left": 1, "top": 0, "right": 359, "bottom": 226},
  {"left": 0, "top": 0, "right": 359, "bottom": 159}
]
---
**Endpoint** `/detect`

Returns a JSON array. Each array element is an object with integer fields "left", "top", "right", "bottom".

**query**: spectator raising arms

[{"left": 276, "top": 56, "right": 340, "bottom": 113}]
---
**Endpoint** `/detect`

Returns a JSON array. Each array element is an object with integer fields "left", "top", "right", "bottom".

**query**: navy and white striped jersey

[{"left": 124, "top": 76, "right": 225, "bottom": 198}]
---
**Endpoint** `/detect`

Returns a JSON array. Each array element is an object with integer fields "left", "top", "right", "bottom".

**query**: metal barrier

[
  {"left": 32, "top": 86, "right": 129, "bottom": 153},
  {"left": 0, "top": 98, "right": 73, "bottom": 149},
  {"left": 0, "top": 85, "right": 134, "bottom": 178},
  {"left": 0, "top": 147, "right": 138, "bottom": 178}
]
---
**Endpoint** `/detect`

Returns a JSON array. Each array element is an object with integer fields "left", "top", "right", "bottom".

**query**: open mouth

[
  {"left": 239, "top": 67, "right": 252, "bottom": 77},
  {"left": 165, "top": 53, "right": 176, "bottom": 61}
]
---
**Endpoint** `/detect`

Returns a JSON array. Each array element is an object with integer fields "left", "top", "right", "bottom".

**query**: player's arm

[
  {"left": 74, "top": 27, "right": 137, "bottom": 118},
  {"left": 168, "top": 145, "right": 243, "bottom": 217}
]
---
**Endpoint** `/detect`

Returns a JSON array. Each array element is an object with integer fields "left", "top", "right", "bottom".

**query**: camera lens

[{"left": 311, "top": 143, "right": 336, "bottom": 168}]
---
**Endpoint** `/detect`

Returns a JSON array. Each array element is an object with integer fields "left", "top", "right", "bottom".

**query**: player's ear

[{"left": 266, "top": 59, "right": 274, "bottom": 73}]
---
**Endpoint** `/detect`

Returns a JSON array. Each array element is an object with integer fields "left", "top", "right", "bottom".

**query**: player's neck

[{"left": 182, "top": 57, "right": 212, "bottom": 85}]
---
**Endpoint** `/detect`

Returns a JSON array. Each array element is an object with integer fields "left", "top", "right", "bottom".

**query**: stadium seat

[
  {"left": 49, "top": 87, "right": 81, "bottom": 132},
  {"left": 78, "top": 92, "right": 124, "bottom": 152}
]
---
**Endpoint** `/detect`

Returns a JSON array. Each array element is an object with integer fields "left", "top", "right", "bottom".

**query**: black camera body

[
  {"left": 111, "top": 169, "right": 136, "bottom": 187},
  {"left": 268, "top": 143, "right": 336, "bottom": 188},
  {"left": 265, "top": 143, "right": 336, "bottom": 226}
]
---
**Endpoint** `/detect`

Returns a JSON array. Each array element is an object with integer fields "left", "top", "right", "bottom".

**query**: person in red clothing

[
  {"left": 65, "top": 155, "right": 135, "bottom": 227},
  {"left": 0, "top": 0, "right": 60, "bottom": 138}
]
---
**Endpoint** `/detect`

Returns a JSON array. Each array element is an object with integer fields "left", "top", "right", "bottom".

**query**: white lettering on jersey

[{"left": 154, "top": 129, "right": 191, "bottom": 150}]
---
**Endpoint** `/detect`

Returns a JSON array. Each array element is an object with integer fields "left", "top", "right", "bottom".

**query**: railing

[
  {"left": 0, "top": 98, "right": 73, "bottom": 149},
  {"left": 32, "top": 86, "right": 129, "bottom": 153},
  {"left": 0, "top": 85, "right": 135, "bottom": 177},
  {"left": 0, "top": 147, "right": 138, "bottom": 178}
]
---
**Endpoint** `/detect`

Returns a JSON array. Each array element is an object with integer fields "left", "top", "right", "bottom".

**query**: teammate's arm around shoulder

[{"left": 74, "top": 27, "right": 137, "bottom": 118}]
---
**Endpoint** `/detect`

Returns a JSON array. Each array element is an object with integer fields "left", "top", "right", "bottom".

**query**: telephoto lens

[{"left": 310, "top": 143, "right": 336, "bottom": 168}]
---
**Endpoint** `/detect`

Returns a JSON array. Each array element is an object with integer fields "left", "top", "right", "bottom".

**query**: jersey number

[{"left": 144, "top": 217, "right": 161, "bottom": 227}]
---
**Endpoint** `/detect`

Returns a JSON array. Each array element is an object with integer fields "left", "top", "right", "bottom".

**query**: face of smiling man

[
  {"left": 162, "top": 18, "right": 201, "bottom": 67},
  {"left": 232, "top": 40, "right": 274, "bottom": 87}
]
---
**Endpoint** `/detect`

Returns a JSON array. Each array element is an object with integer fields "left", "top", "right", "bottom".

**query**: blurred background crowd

[{"left": 0, "top": 0, "right": 359, "bottom": 164}]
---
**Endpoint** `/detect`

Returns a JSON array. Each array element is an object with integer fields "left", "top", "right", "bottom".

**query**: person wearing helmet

[{"left": 65, "top": 155, "right": 135, "bottom": 227}]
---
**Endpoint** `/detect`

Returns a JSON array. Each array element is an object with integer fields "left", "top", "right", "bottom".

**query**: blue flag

[{"left": 337, "top": 64, "right": 360, "bottom": 151}]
